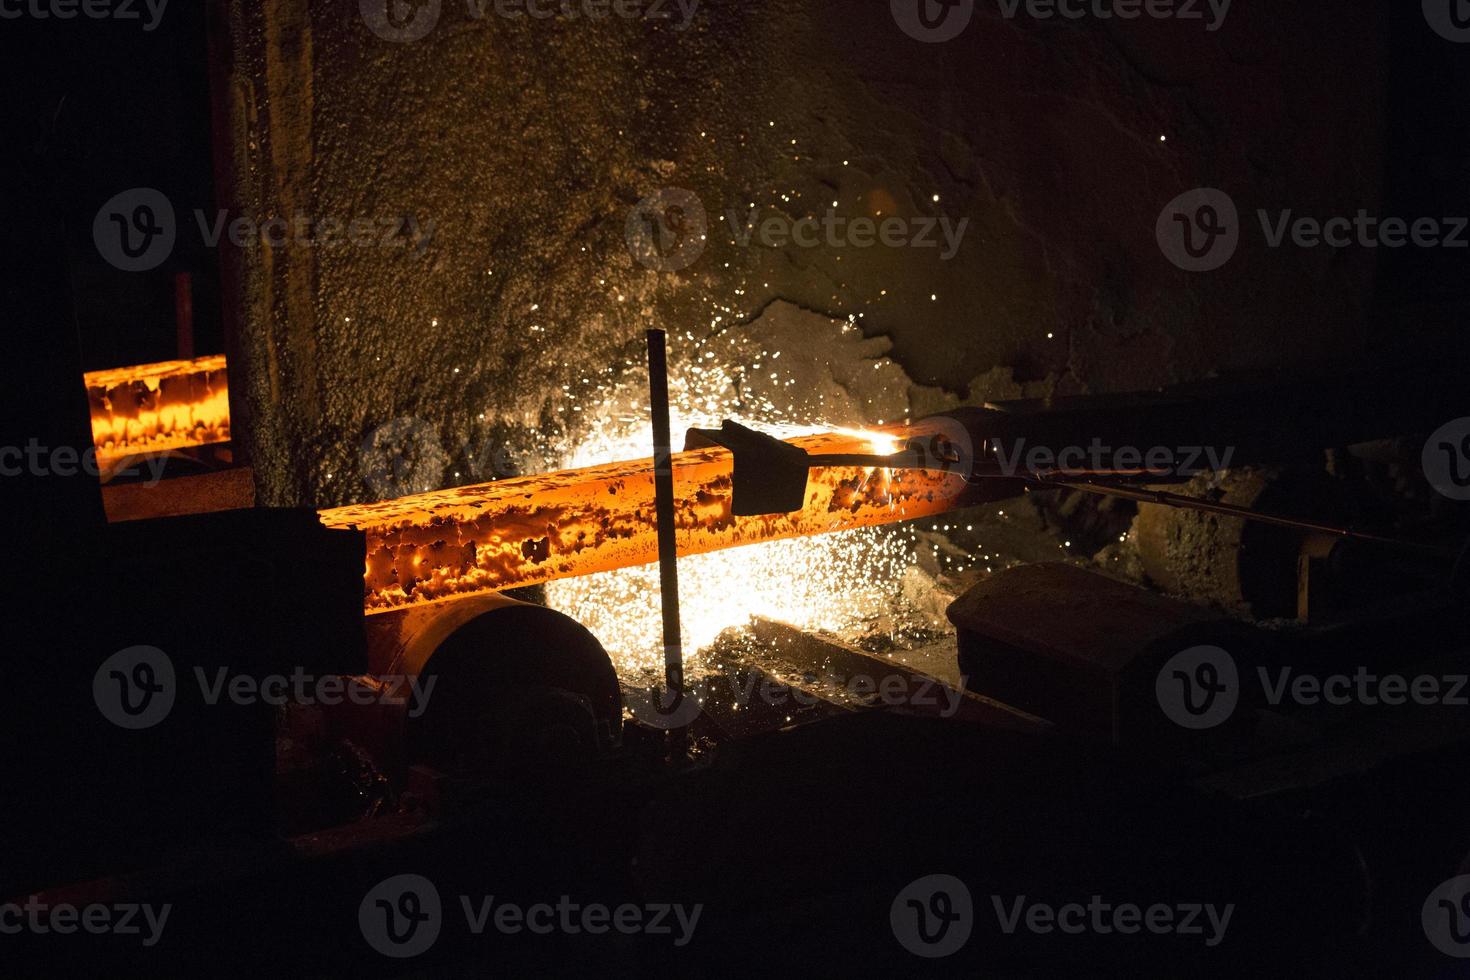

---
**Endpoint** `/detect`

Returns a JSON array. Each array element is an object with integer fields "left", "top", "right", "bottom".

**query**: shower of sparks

[
  {"left": 542, "top": 330, "right": 933, "bottom": 680},
  {"left": 549, "top": 527, "right": 918, "bottom": 679}
]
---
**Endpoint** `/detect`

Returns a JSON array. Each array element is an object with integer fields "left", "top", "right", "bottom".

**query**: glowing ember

[{"left": 84, "top": 355, "right": 231, "bottom": 466}]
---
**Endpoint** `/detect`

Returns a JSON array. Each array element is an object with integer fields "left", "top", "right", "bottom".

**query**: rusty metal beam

[{"left": 320, "top": 427, "right": 970, "bottom": 615}]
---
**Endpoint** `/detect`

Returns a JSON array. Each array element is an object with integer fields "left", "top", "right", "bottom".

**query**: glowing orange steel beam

[
  {"left": 84, "top": 355, "right": 231, "bottom": 466},
  {"left": 320, "top": 429, "right": 969, "bottom": 615}
]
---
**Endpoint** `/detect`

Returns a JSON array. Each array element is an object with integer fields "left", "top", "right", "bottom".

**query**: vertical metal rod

[
  {"left": 647, "top": 329, "right": 684, "bottom": 698},
  {"left": 174, "top": 271, "right": 195, "bottom": 360}
]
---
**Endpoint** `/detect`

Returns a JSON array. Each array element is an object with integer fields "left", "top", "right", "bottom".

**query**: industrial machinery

[{"left": 9, "top": 2, "right": 1470, "bottom": 974}]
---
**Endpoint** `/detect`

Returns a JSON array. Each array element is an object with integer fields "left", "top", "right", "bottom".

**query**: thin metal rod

[
  {"left": 806, "top": 446, "right": 1448, "bottom": 558},
  {"left": 647, "top": 329, "right": 684, "bottom": 696},
  {"left": 1048, "top": 480, "right": 1453, "bottom": 558}
]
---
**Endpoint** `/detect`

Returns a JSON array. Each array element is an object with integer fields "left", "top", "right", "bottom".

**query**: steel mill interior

[{"left": 4, "top": 1, "right": 1470, "bottom": 975}]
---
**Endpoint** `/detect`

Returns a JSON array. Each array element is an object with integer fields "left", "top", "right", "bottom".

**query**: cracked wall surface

[{"left": 215, "top": 0, "right": 1385, "bottom": 507}]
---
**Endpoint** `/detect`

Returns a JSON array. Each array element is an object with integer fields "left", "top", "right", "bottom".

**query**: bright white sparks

[{"left": 543, "top": 333, "right": 926, "bottom": 680}]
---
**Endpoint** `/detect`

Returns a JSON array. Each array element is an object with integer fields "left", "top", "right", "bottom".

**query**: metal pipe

[
  {"left": 1047, "top": 480, "right": 1453, "bottom": 558},
  {"left": 647, "top": 329, "right": 684, "bottom": 698}
]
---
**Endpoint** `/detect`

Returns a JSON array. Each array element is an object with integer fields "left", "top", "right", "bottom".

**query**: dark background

[
  {"left": 3, "top": 4, "right": 1467, "bottom": 374},
  {"left": 4, "top": 1, "right": 221, "bottom": 372}
]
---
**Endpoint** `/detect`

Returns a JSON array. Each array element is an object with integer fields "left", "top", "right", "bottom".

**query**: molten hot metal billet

[
  {"left": 320, "top": 429, "right": 968, "bottom": 614},
  {"left": 84, "top": 355, "right": 230, "bottom": 466}
]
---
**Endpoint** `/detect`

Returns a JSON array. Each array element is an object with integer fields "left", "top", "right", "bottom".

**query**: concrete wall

[{"left": 215, "top": 0, "right": 1386, "bottom": 507}]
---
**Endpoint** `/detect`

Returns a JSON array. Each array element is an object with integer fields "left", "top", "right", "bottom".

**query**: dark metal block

[{"left": 947, "top": 562, "right": 1268, "bottom": 746}]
